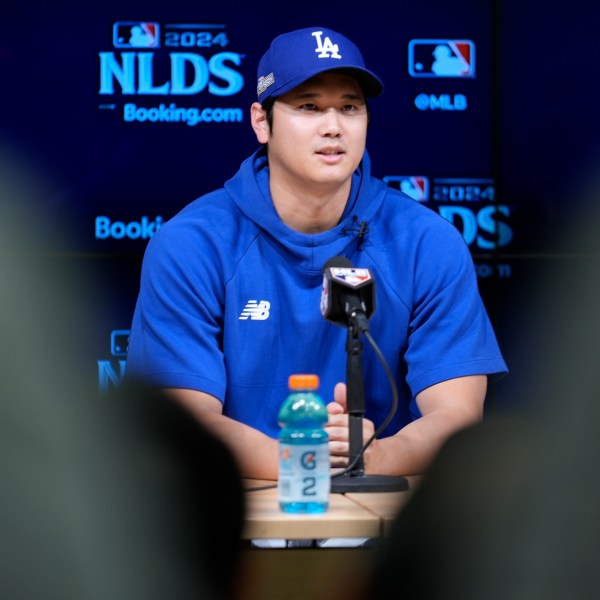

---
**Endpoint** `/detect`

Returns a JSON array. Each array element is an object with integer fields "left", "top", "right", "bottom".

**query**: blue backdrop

[{"left": 2, "top": 0, "right": 598, "bottom": 407}]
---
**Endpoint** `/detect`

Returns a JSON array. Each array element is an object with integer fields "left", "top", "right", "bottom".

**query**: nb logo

[
  {"left": 239, "top": 300, "right": 271, "bottom": 320},
  {"left": 312, "top": 31, "right": 341, "bottom": 59}
]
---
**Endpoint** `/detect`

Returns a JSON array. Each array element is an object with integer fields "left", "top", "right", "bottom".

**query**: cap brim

[{"left": 335, "top": 66, "right": 384, "bottom": 98}]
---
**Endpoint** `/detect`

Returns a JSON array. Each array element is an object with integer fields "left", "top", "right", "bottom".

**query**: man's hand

[
  {"left": 325, "top": 382, "right": 377, "bottom": 468},
  {"left": 324, "top": 375, "right": 487, "bottom": 476}
]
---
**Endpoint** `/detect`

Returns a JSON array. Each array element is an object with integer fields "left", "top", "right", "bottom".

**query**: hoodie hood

[{"left": 223, "top": 146, "right": 388, "bottom": 271}]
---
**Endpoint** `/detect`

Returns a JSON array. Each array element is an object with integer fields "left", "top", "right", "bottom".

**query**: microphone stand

[{"left": 330, "top": 318, "right": 409, "bottom": 493}]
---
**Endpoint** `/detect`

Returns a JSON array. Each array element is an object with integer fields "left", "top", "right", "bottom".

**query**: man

[{"left": 126, "top": 26, "right": 507, "bottom": 480}]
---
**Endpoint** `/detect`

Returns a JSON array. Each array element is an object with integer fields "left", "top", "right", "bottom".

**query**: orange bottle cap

[{"left": 288, "top": 374, "right": 319, "bottom": 390}]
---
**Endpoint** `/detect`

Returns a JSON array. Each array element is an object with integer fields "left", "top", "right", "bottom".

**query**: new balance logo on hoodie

[{"left": 239, "top": 300, "right": 271, "bottom": 320}]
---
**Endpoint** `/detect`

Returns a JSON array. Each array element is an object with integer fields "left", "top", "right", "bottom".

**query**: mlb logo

[
  {"left": 111, "top": 329, "right": 130, "bottom": 357},
  {"left": 113, "top": 22, "right": 160, "bottom": 48},
  {"left": 408, "top": 39, "right": 475, "bottom": 78},
  {"left": 383, "top": 176, "right": 430, "bottom": 202},
  {"left": 331, "top": 268, "right": 372, "bottom": 287}
]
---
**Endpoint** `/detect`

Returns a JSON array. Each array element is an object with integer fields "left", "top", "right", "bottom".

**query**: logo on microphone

[
  {"left": 321, "top": 260, "right": 376, "bottom": 328},
  {"left": 330, "top": 268, "right": 372, "bottom": 287}
]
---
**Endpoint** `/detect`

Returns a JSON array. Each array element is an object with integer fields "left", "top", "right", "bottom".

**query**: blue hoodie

[{"left": 127, "top": 146, "right": 507, "bottom": 438}]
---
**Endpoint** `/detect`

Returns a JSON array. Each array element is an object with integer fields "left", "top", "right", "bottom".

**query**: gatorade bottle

[{"left": 278, "top": 374, "right": 330, "bottom": 513}]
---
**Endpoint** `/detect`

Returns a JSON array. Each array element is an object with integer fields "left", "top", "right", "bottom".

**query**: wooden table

[
  {"left": 346, "top": 477, "right": 423, "bottom": 534},
  {"left": 242, "top": 476, "right": 420, "bottom": 540},
  {"left": 237, "top": 478, "right": 420, "bottom": 600},
  {"left": 243, "top": 483, "right": 380, "bottom": 540}
]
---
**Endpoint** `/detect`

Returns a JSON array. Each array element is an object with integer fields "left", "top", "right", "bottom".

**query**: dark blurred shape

[
  {"left": 103, "top": 379, "right": 247, "bottom": 600},
  {"left": 366, "top": 415, "right": 600, "bottom": 600},
  {"left": 357, "top": 170, "right": 600, "bottom": 600},
  {"left": 0, "top": 148, "right": 245, "bottom": 600}
]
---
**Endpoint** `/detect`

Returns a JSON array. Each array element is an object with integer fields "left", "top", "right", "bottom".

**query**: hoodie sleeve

[{"left": 126, "top": 215, "right": 228, "bottom": 401}]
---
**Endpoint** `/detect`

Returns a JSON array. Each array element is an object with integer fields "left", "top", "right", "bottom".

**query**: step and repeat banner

[{"left": 2, "top": 1, "right": 598, "bottom": 402}]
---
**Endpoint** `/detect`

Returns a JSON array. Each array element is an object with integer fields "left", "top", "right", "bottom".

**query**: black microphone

[
  {"left": 320, "top": 256, "right": 375, "bottom": 332},
  {"left": 320, "top": 257, "right": 409, "bottom": 493}
]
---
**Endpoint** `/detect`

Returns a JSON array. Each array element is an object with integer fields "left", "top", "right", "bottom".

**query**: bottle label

[{"left": 278, "top": 442, "right": 330, "bottom": 503}]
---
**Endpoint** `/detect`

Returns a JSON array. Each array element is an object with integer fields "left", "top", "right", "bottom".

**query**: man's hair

[{"left": 261, "top": 97, "right": 275, "bottom": 132}]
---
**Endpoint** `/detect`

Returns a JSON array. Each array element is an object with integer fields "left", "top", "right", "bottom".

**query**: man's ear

[{"left": 250, "top": 101, "right": 270, "bottom": 144}]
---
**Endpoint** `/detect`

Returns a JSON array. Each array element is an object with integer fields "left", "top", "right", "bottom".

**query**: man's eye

[{"left": 299, "top": 103, "right": 318, "bottom": 111}]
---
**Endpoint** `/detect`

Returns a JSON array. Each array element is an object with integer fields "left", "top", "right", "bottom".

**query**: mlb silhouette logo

[
  {"left": 113, "top": 22, "right": 160, "bottom": 48},
  {"left": 408, "top": 39, "right": 475, "bottom": 78},
  {"left": 111, "top": 329, "right": 131, "bottom": 357},
  {"left": 383, "top": 176, "right": 430, "bottom": 202}
]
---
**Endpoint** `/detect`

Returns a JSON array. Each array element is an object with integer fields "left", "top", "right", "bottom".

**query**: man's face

[{"left": 264, "top": 71, "right": 369, "bottom": 191}]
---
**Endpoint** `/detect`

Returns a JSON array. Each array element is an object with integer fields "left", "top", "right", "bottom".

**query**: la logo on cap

[{"left": 312, "top": 31, "right": 342, "bottom": 59}]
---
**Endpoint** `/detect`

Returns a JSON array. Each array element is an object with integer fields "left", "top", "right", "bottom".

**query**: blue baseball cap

[{"left": 256, "top": 27, "right": 384, "bottom": 102}]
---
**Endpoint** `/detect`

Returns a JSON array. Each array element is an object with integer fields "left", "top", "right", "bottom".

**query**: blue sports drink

[{"left": 278, "top": 374, "right": 330, "bottom": 513}]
